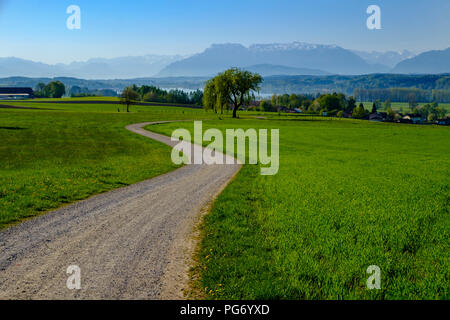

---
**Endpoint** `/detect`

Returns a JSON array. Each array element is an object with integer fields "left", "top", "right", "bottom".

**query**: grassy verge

[{"left": 149, "top": 118, "right": 450, "bottom": 299}]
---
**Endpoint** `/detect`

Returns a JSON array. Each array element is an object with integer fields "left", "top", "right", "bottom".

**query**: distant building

[
  {"left": 403, "top": 114, "right": 423, "bottom": 124},
  {"left": 369, "top": 113, "right": 384, "bottom": 122},
  {"left": 436, "top": 117, "right": 450, "bottom": 126},
  {"left": 343, "top": 111, "right": 352, "bottom": 118},
  {"left": 0, "top": 87, "right": 34, "bottom": 100}
]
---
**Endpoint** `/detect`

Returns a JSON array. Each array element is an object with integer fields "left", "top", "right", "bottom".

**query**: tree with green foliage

[
  {"left": 34, "top": 83, "right": 46, "bottom": 96},
  {"left": 50, "top": 81, "right": 66, "bottom": 98},
  {"left": 428, "top": 113, "right": 437, "bottom": 122},
  {"left": 203, "top": 79, "right": 217, "bottom": 113},
  {"left": 34, "top": 81, "right": 66, "bottom": 98},
  {"left": 316, "top": 94, "right": 341, "bottom": 111},
  {"left": 347, "top": 96, "right": 356, "bottom": 112},
  {"left": 271, "top": 94, "right": 278, "bottom": 106},
  {"left": 408, "top": 93, "right": 418, "bottom": 109},
  {"left": 203, "top": 68, "right": 262, "bottom": 118},
  {"left": 386, "top": 107, "right": 396, "bottom": 120},
  {"left": 120, "top": 86, "right": 139, "bottom": 112},
  {"left": 203, "top": 78, "right": 229, "bottom": 114},
  {"left": 302, "top": 99, "right": 312, "bottom": 110},
  {"left": 289, "top": 94, "right": 301, "bottom": 109},
  {"left": 353, "top": 103, "right": 367, "bottom": 119},
  {"left": 371, "top": 102, "right": 377, "bottom": 114},
  {"left": 259, "top": 100, "right": 269, "bottom": 112}
]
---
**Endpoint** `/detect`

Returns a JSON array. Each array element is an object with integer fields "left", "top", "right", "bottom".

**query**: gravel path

[{"left": 0, "top": 122, "right": 241, "bottom": 300}]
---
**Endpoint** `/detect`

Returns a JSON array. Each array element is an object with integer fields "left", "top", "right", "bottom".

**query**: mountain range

[
  {"left": 157, "top": 42, "right": 383, "bottom": 76},
  {"left": 351, "top": 50, "right": 416, "bottom": 68},
  {"left": 391, "top": 48, "right": 450, "bottom": 74},
  {"left": 0, "top": 55, "right": 185, "bottom": 79},
  {"left": 1, "top": 43, "right": 449, "bottom": 79}
]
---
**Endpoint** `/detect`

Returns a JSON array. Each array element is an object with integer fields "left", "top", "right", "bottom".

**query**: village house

[
  {"left": 402, "top": 113, "right": 424, "bottom": 124},
  {"left": 369, "top": 113, "right": 385, "bottom": 121}
]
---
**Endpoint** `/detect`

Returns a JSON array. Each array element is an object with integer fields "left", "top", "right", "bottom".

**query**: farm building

[
  {"left": 402, "top": 114, "right": 423, "bottom": 124},
  {"left": 0, "top": 87, "right": 34, "bottom": 100}
]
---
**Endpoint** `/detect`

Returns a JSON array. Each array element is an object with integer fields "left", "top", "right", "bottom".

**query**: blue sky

[{"left": 0, "top": 0, "right": 449, "bottom": 64}]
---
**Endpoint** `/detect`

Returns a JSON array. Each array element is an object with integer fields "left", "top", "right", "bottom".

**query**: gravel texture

[{"left": 0, "top": 122, "right": 241, "bottom": 300}]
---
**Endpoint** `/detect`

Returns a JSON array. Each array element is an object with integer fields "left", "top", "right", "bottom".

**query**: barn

[{"left": 0, "top": 87, "right": 34, "bottom": 100}]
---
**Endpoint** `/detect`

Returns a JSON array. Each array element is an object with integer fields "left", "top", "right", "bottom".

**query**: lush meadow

[
  {"left": 1, "top": 100, "right": 448, "bottom": 299},
  {"left": 149, "top": 118, "right": 450, "bottom": 299}
]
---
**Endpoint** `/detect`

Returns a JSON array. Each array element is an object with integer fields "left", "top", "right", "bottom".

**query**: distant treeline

[
  {"left": 3, "top": 74, "right": 450, "bottom": 102},
  {"left": 126, "top": 85, "right": 203, "bottom": 105},
  {"left": 2, "top": 73, "right": 449, "bottom": 95},
  {"left": 353, "top": 88, "right": 450, "bottom": 103},
  {"left": 257, "top": 92, "right": 448, "bottom": 119},
  {"left": 69, "top": 86, "right": 117, "bottom": 97},
  {"left": 262, "top": 74, "right": 450, "bottom": 97}
]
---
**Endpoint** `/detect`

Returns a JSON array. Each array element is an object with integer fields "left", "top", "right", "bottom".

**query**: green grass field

[
  {"left": 1, "top": 100, "right": 449, "bottom": 299},
  {"left": 149, "top": 119, "right": 450, "bottom": 300}
]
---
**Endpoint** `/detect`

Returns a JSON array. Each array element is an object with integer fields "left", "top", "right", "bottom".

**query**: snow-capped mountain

[
  {"left": 157, "top": 42, "right": 385, "bottom": 76},
  {"left": 248, "top": 42, "right": 338, "bottom": 52},
  {"left": 352, "top": 50, "right": 416, "bottom": 68}
]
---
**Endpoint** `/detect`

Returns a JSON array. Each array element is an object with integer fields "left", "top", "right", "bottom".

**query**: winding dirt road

[{"left": 0, "top": 122, "right": 241, "bottom": 300}]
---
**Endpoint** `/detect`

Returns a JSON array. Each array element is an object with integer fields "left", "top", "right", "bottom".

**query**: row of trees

[
  {"left": 119, "top": 85, "right": 204, "bottom": 112},
  {"left": 411, "top": 103, "right": 447, "bottom": 120},
  {"left": 259, "top": 92, "right": 357, "bottom": 114},
  {"left": 126, "top": 85, "right": 203, "bottom": 105},
  {"left": 353, "top": 87, "right": 450, "bottom": 104},
  {"left": 269, "top": 93, "right": 316, "bottom": 109},
  {"left": 260, "top": 92, "right": 448, "bottom": 120},
  {"left": 34, "top": 81, "right": 66, "bottom": 98},
  {"left": 261, "top": 74, "right": 450, "bottom": 98},
  {"left": 69, "top": 86, "right": 117, "bottom": 97}
]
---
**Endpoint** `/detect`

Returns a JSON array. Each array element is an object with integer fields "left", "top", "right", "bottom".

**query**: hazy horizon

[
  {"left": 0, "top": 0, "right": 449, "bottom": 64},
  {"left": 0, "top": 43, "right": 430, "bottom": 66}
]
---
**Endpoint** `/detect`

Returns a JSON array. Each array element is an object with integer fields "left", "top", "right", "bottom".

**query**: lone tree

[
  {"left": 47, "top": 81, "right": 66, "bottom": 98},
  {"left": 34, "top": 81, "right": 65, "bottom": 98},
  {"left": 120, "top": 86, "right": 139, "bottom": 112},
  {"left": 203, "top": 68, "right": 262, "bottom": 118},
  {"left": 353, "top": 103, "right": 367, "bottom": 119}
]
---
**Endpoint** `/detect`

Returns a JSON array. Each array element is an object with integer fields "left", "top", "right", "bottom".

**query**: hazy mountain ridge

[
  {"left": 391, "top": 47, "right": 450, "bottom": 74},
  {"left": 1, "top": 74, "right": 449, "bottom": 96},
  {"left": 1, "top": 43, "right": 449, "bottom": 78},
  {"left": 0, "top": 55, "right": 186, "bottom": 79},
  {"left": 244, "top": 64, "right": 329, "bottom": 76},
  {"left": 157, "top": 42, "right": 382, "bottom": 76}
]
